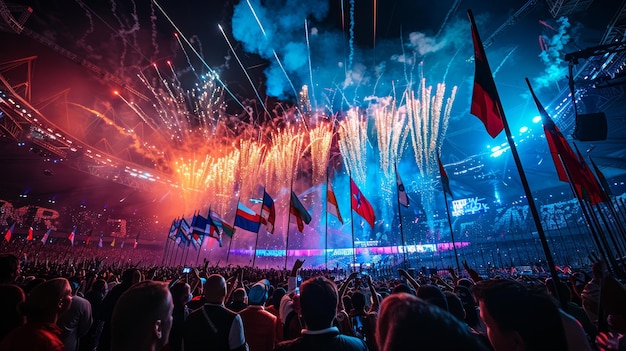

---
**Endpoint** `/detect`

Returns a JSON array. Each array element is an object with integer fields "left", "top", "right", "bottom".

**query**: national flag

[
  {"left": 326, "top": 179, "right": 343, "bottom": 224},
  {"left": 290, "top": 191, "right": 312, "bottom": 233},
  {"left": 234, "top": 202, "right": 261, "bottom": 233},
  {"left": 207, "top": 209, "right": 223, "bottom": 247},
  {"left": 589, "top": 157, "right": 613, "bottom": 197},
  {"left": 438, "top": 156, "right": 453, "bottom": 198},
  {"left": 526, "top": 79, "right": 603, "bottom": 205},
  {"left": 98, "top": 232, "right": 103, "bottom": 248},
  {"left": 468, "top": 9, "right": 504, "bottom": 138},
  {"left": 110, "top": 237, "right": 116, "bottom": 247},
  {"left": 190, "top": 213, "right": 207, "bottom": 249},
  {"left": 396, "top": 165, "right": 409, "bottom": 207},
  {"left": 260, "top": 191, "right": 276, "bottom": 234},
  {"left": 210, "top": 211, "right": 236, "bottom": 238},
  {"left": 68, "top": 226, "right": 76, "bottom": 246},
  {"left": 27, "top": 227, "right": 33, "bottom": 241},
  {"left": 4, "top": 223, "right": 15, "bottom": 242},
  {"left": 176, "top": 218, "right": 191, "bottom": 247},
  {"left": 349, "top": 178, "right": 376, "bottom": 229},
  {"left": 41, "top": 228, "right": 51, "bottom": 244},
  {"left": 168, "top": 218, "right": 180, "bottom": 239}
]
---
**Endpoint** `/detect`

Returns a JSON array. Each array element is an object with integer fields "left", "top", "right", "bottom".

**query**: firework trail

[
  {"left": 493, "top": 46, "right": 518, "bottom": 77},
  {"left": 338, "top": 107, "right": 369, "bottom": 184},
  {"left": 403, "top": 78, "right": 456, "bottom": 227},
  {"left": 308, "top": 121, "right": 334, "bottom": 185}
]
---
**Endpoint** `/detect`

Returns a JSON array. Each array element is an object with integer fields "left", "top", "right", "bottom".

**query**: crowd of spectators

[{"left": 0, "top": 247, "right": 625, "bottom": 351}]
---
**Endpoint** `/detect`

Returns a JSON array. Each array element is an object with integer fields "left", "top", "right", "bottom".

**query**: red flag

[
  {"left": 4, "top": 223, "right": 15, "bottom": 242},
  {"left": 438, "top": 156, "right": 453, "bottom": 198},
  {"left": 468, "top": 10, "right": 504, "bottom": 138},
  {"left": 589, "top": 157, "right": 613, "bottom": 197},
  {"left": 327, "top": 179, "right": 343, "bottom": 224},
  {"left": 68, "top": 226, "right": 76, "bottom": 246},
  {"left": 526, "top": 79, "right": 603, "bottom": 205},
  {"left": 27, "top": 227, "right": 33, "bottom": 241},
  {"left": 85, "top": 230, "right": 92, "bottom": 246},
  {"left": 350, "top": 178, "right": 375, "bottom": 229},
  {"left": 573, "top": 144, "right": 607, "bottom": 205}
]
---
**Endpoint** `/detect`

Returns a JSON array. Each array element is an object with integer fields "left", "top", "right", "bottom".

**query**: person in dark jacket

[{"left": 273, "top": 276, "right": 368, "bottom": 351}]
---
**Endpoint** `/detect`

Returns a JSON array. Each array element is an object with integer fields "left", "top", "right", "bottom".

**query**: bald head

[{"left": 204, "top": 274, "right": 227, "bottom": 304}]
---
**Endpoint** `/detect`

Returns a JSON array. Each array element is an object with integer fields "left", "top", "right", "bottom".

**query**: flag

[
  {"left": 176, "top": 218, "right": 191, "bottom": 247},
  {"left": 133, "top": 239, "right": 138, "bottom": 249},
  {"left": 210, "top": 211, "right": 235, "bottom": 239},
  {"left": 327, "top": 179, "right": 343, "bottom": 224},
  {"left": 4, "top": 222, "right": 15, "bottom": 242},
  {"left": 98, "top": 232, "right": 103, "bottom": 248},
  {"left": 110, "top": 238, "right": 116, "bottom": 247},
  {"left": 190, "top": 213, "right": 207, "bottom": 249},
  {"left": 168, "top": 218, "right": 180, "bottom": 239},
  {"left": 234, "top": 202, "right": 261, "bottom": 232},
  {"left": 573, "top": 144, "right": 607, "bottom": 205},
  {"left": 396, "top": 165, "right": 409, "bottom": 207},
  {"left": 85, "top": 229, "right": 92, "bottom": 246},
  {"left": 260, "top": 190, "right": 276, "bottom": 233},
  {"left": 41, "top": 228, "right": 51, "bottom": 244},
  {"left": 526, "top": 79, "right": 603, "bottom": 205},
  {"left": 468, "top": 9, "right": 504, "bottom": 138},
  {"left": 290, "top": 191, "right": 312, "bottom": 233},
  {"left": 68, "top": 226, "right": 76, "bottom": 246},
  {"left": 120, "top": 239, "right": 125, "bottom": 249},
  {"left": 438, "top": 156, "right": 453, "bottom": 198},
  {"left": 27, "top": 227, "right": 33, "bottom": 241},
  {"left": 589, "top": 157, "right": 613, "bottom": 197},
  {"left": 207, "top": 209, "right": 223, "bottom": 247},
  {"left": 349, "top": 178, "right": 376, "bottom": 229}
]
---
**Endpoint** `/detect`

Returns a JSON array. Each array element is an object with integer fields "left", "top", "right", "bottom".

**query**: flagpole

[
  {"left": 228, "top": 197, "right": 241, "bottom": 266},
  {"left": 348, "top": 175, "right": 356, "bottom": 272},
  {"left": 285, "top": 181, "right": 294, "bottom": 270},
  {"left": 252, "top": 187, "right": 265, "bottom": 269},
  {"left": 467, "top": 72, "right": 557, "bottom": 303},
  {"left": 324, "top": 170, "right": 330, "bottom": 271},
  {"left": 441, "top": 183, "right": 461, "bottom": 273},
  {"left": 394, "top": 162, "right": 408, "bottom": 268},
  {"left": 195, "top": 235, "right": 204, "bottom": 267}
]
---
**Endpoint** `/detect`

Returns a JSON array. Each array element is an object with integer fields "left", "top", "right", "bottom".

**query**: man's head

[
  {"left": 204, "top": 274, "right": 227, "bottom": 304},
  {"left": 248, "top": 279, "right": 270, "bottom": 306},
  {"left": 170, "top": 281, "right": 192, "bottom": 307},
  {"left": 111, "top": 280, "right": 174, "bottom": 351},
  {"left": 0, "top": 253, "right": 20, "bottom": 284},
  {"left": 299, "top": 276, "right": 338, "bottom": 330},
  {"left": 472, "top": 278, "right": 567, "bottom": 351},
  {"left": 22, "top": 277, "right": 72, "bottom": 323}
]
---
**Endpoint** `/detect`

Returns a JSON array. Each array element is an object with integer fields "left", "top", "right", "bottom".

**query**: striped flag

[
  {"left": 469, "top": 9, "right": 504, "bottom": 138},
  {"left": 234, "top": 202, "right": 261, "bottom": 233},
  {"left": 260, "top": 190, "right": 276, "bottom": 234}
]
